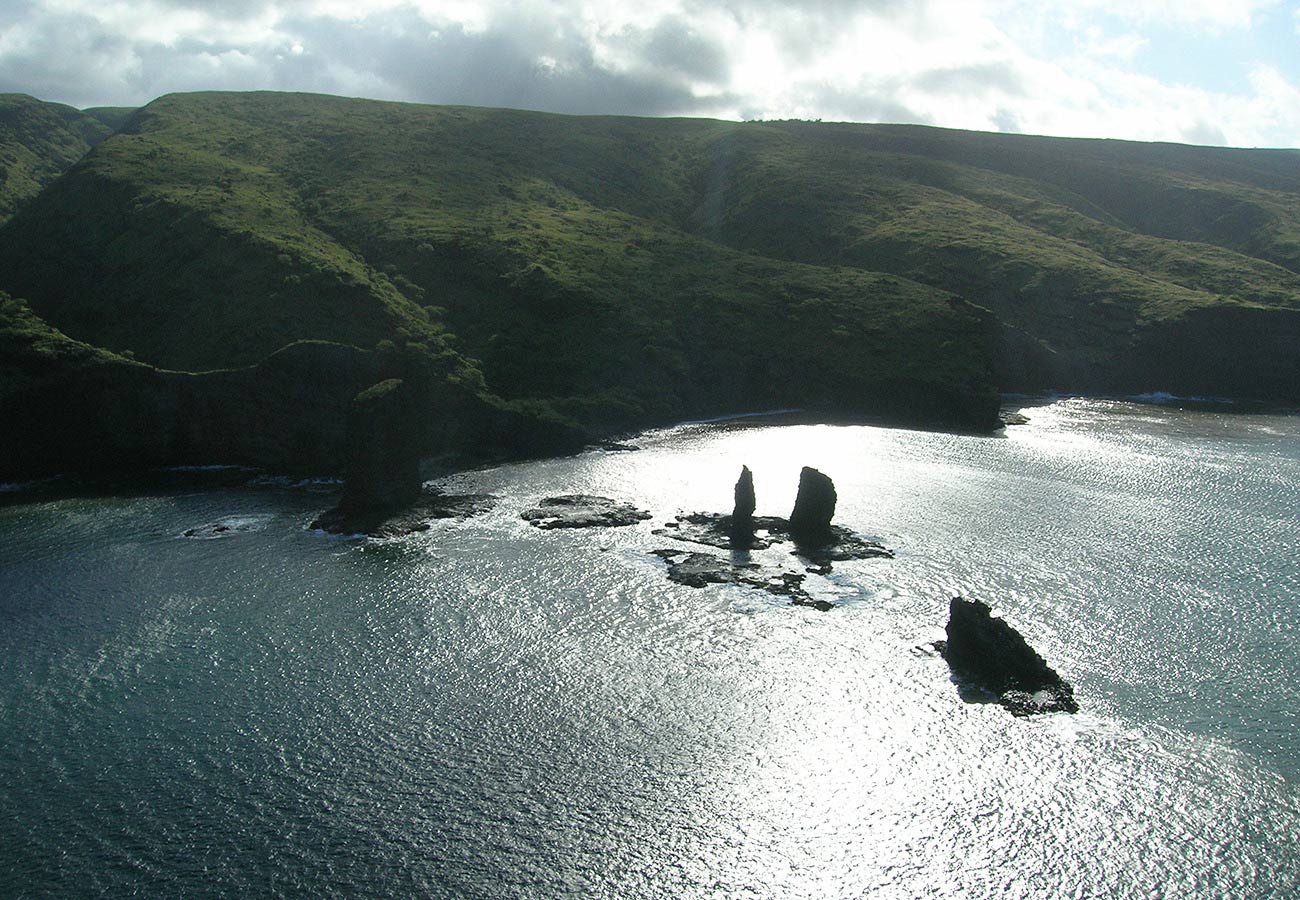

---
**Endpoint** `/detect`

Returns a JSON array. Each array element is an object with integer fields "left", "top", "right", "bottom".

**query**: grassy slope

[
  {"left": 0, "top": 94, "right": 117, "bottom": 225},
  {"left": 0, "top": 92, "right": 1000, "bottom": 431},
  {"left": 0, "top": 293, "right": 143, "bottom": 396},
  {"left": 697, "top": 121, "right": 1300, "bottom": 390},
  {"left": 2, "top": 91, "right": 1296, "bottom": 468},
  {"left": 0, "top": 291, "right": 505, "bottom": 478}
]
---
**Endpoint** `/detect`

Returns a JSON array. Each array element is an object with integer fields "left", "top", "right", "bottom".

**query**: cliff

[{"left": 3, "top": 91, "right": 1298, "bottom": 480}]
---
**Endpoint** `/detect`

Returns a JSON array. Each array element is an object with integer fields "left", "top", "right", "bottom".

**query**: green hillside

[
  {"left": 0, "top": 290, "right": 573, "bottom": 478},
  {"left": 0, "top": 94, "right": 119, "bottom": 225},
  {"left": 0, "top": 93, "right": 1000, "bottom": 437},
  {"left": 681, "top": 120, "right": 1300, "bottom": 393},
  {"left": 0, "top": 90, "right": 1296, "bottom": 478}
]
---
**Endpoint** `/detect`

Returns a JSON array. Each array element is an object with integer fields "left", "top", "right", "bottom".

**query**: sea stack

[
  {"left": 338, "top": 378, "right": 422, "bottom": 514},
  {"left": 312, "top": 378, "right": 423, "bottom": 532},
  {"left": 940, "top": 596, "right": 1078, "bottom": 715},
  {"left": 788, "top": 466, "right": 836, "bottom": 539},
  {"left": 732, "top": 466, "right": 756, "bottom": 526}
]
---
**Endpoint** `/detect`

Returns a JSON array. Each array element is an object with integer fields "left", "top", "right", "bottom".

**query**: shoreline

[{"left": 3, "top": 393, "right": 1297, "bottom": 507}]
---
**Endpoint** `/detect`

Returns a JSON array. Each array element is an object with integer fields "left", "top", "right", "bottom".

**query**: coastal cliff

[{"left": 3, "top": 91, "right": 1298, "bottom": 480}]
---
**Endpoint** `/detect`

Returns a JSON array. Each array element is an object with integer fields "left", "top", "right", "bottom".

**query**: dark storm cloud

[
  {"left": 130, "top": 38, "right": 301, "bottom": 96},
  {"left": 635, "top": 17, "right": 730, "bottom": 84},
  {"left": 1, "top": 0, "right": 1294, "bottom": 146},
  {"left": 705, "top": 0, "right": 905, "bottom": 18},
  {"left": 145, "top": 0, "right": 274, "bottom": 15},
  {"left": 0, "top": 3, "right": 739, "bottom": 116},
  {"left": 1182, "top": 120, "right": 1227, "bottom": 146},
  {"left": 0, "top": 0, "right": 35, "bottom": 29},
  {"left": 0, "top": 5, "right": 331, "bottom": 108},
  {"left": 990, "top": 107, "right": 1023, "bottom": 133}
]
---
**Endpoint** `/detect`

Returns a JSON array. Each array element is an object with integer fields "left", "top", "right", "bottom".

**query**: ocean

[{"left": 2, "top": 397, "right": 1297, "bottom": 898}]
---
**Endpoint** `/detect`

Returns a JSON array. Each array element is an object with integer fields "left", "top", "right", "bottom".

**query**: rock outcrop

[
  {"left": 521, "top": 495, "right": 652, "bottom": 529},
  {"left": 310, "top": 379, "right": 424, "bottom": 533},
  {"left": 651, "top": 549, "right": 832, "bottom": 611},
  {"left": 733, "top": 465, "right": 756, "bottom": 525},
  {"left": 180, "top": 516, "right": 270, "bottom": 539},
  {"left": 727, "top": 464, "right": 759, "bottom": 547},
  {"left": 654, "top": 465, "right": 891, "bottom": 568},
  {"left": 788, "top": 466, "right": 837, "bottom": 540},
  {"left": 937, "top": 596, "right": 1078, "bottom": 716},
  {"left": 319, "top": 490, "right": 498, "bottom": 537},
  {"left": 340, "top": 379, "right": 422, "bottom": 512}
]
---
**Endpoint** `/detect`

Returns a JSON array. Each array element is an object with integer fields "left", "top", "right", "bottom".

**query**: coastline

[{"left": 3, "top": 392, "right": 1297, "bottom": 508}]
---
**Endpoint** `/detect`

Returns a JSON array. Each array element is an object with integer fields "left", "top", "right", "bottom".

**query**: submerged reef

[{"left": 650, "top": 549, "right": 832, "bottom": 611}]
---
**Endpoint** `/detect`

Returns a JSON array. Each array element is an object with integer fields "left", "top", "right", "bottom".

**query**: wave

[{"left": 1127, "top": 391, "right": 1236, "bottom": 405}]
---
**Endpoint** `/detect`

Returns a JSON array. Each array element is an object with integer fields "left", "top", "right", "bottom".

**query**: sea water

[{"left": 1, "top": 398, "right": 1298, "bottom": 898}]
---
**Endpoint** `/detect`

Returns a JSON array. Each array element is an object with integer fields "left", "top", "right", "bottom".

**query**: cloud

[
  {"left": 913, "top": 62, "right": 1026, "bottom": 97},
  {"left": 1182, "top": 119, "right": 1227, "bottom": 146},
  {"left": 1017, "top": 0, "right": 1282, "bottom": 31},
  {"left": 0, "top": 0, "right": 1296, "bottom": 147},
  {"left": 1075, "top": 26, "right": 1148, "bottom": 61},
  {"left": 0, "top": 0, "right": 36, "bottom": 29},
  {"left": 0, "top": 10, "right": 140, "bottom": 107},
  {"left": 632, "top": 16, "right": 730, "bottom": 84},
  {"left": 276, "top": 8, "right": 739, "bottom": 116}
]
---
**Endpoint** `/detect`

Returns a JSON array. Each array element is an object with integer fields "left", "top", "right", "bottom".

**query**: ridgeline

[{"left": 1, "top": 91, "right": 1297, "bottom": 480}]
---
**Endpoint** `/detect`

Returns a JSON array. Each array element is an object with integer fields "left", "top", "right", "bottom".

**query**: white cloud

[
  {"left": 0, "top": 0, "right": 1296, "bottom": 147},
  {"left": 1015, "top": 0, "right": 1281, "bottom": 31},
  {"left": 1076, "top": 26, "right": 1148, "bottom": 60}
]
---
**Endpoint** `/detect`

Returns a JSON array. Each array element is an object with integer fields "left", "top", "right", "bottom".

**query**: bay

[{"left": 1, "top": 398, "right": 1298, "bottom": 898}]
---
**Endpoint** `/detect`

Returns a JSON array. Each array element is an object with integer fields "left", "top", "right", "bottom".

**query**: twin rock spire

[{"left": 730, "top": 464, "right": 837, "bottom": 540}]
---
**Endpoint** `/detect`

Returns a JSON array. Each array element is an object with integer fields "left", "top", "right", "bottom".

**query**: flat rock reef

[{"left": 521, "top": 495, "right": 653, "bottom": 529}]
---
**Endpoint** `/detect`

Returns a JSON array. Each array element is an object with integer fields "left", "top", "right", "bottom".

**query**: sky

[{"left": 1, "top": 0, "right": 1298, "bottom": 147}]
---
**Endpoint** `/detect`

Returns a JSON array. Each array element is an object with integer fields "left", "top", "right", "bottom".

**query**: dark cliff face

[
  {"left": 0, "top": 306, "right": 589, "bottom": 483},
  {"left": 0, "top": 340, "right": 381, "bottom": 479},
  {"left": 1125, "top": 306, "right": 1300, "bottom": 401},
  {"left": 167, "top": 342, "right": 384, "bottom": 473},
  {"left": 1, "top": 362, "right": 175, "bottom": 476},
  {"left": 337, "top": 379, "right": 422, "bottom": 515}
]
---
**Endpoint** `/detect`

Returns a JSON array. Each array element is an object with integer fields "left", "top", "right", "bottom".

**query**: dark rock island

[
  {"left": 521, "top": 495, "right": 652, "bottom": 529},
  {"left": 732, "top": 465, "right": 756, "bottom": 532},
  {"left": 788, "top": 466, "right": 837, "bottom": 540},
  {"left": 656, "top": 466, "right": 892, "bottom": 568},
  {"left": 936, "top": 596, "right": 1078, "bottom": 716},
  {"left": 653, "top": 465, "right": 892, "bottom": 610}
]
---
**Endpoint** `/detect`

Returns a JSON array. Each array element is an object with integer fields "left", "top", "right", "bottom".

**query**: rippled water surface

[{"left": 2, "top": 399, "right": 1298, "bottom": 898}]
